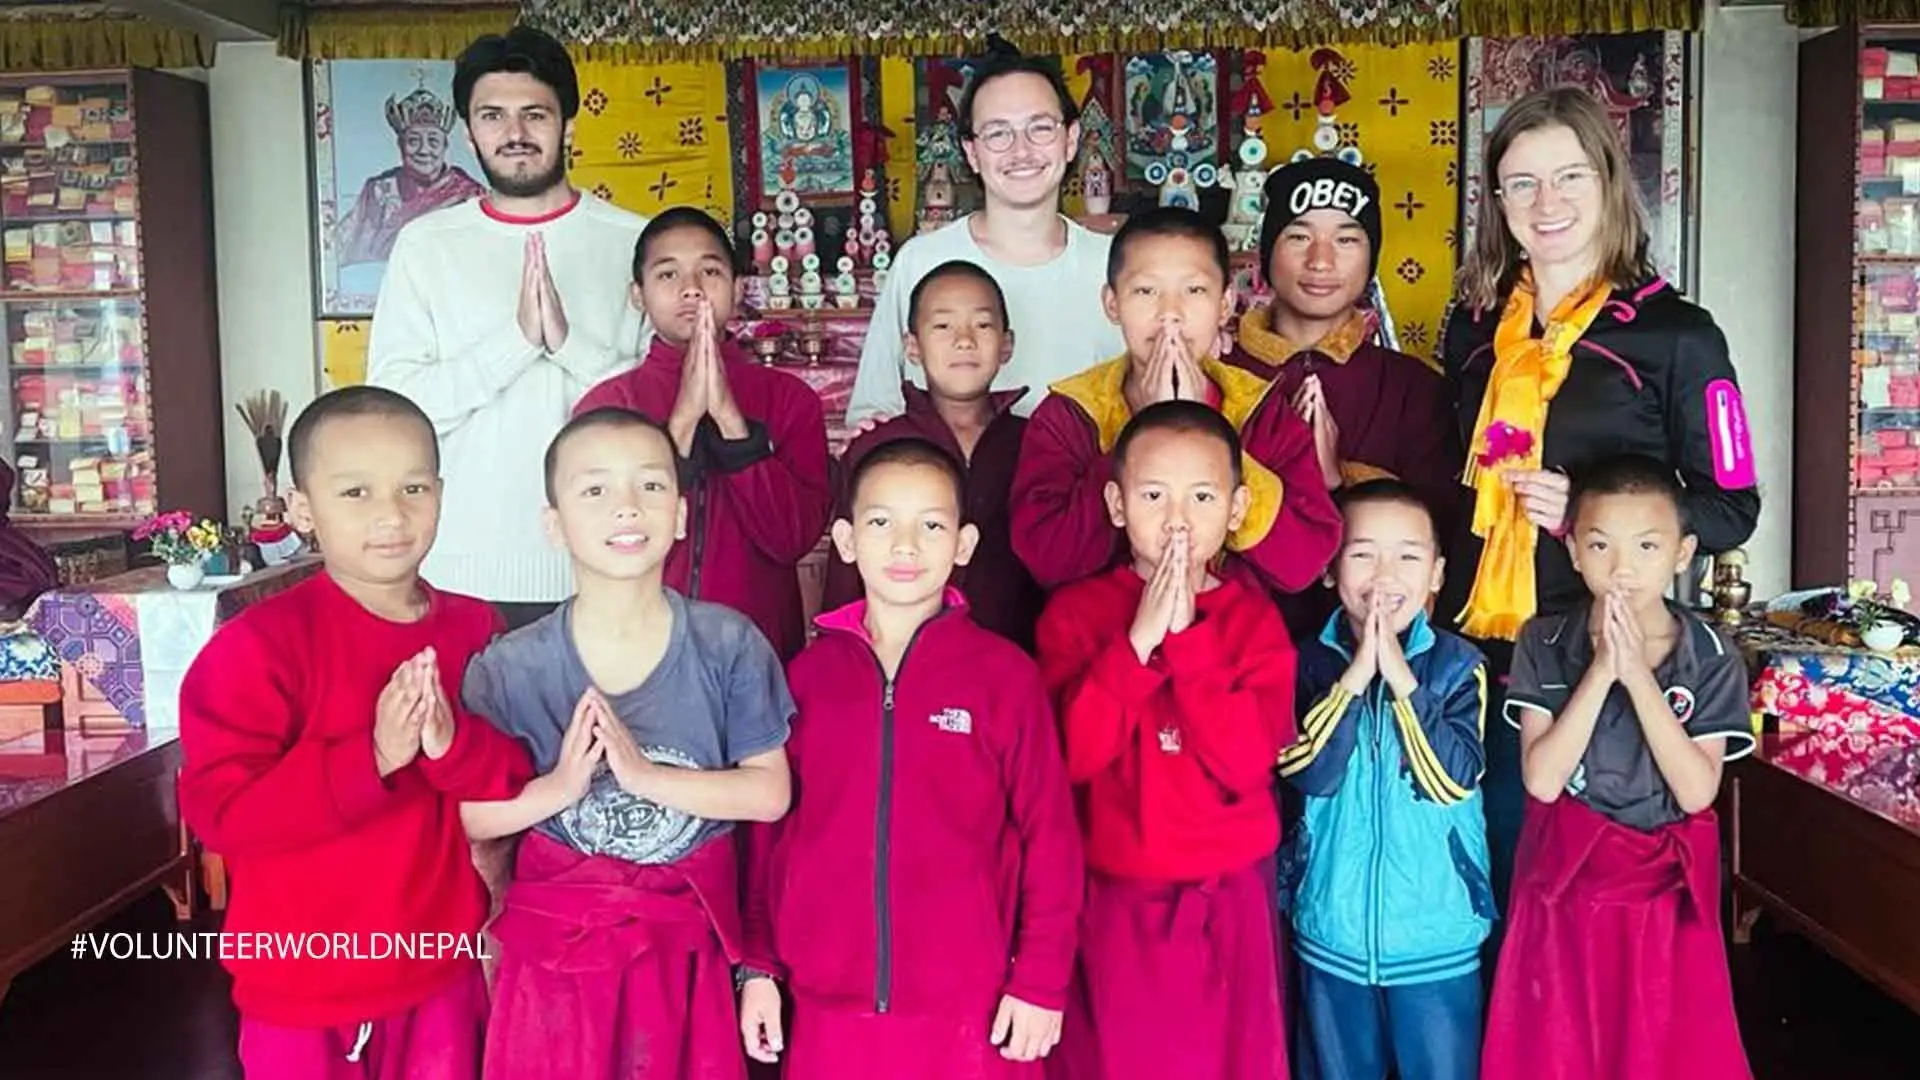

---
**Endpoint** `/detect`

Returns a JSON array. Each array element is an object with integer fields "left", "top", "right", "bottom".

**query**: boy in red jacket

[
  {"left": 574, "top": 206, "right": 831, "bottom": 659},
  {"left": 459, "top": 407, "right": 794, "bottom": 1080},
  {"left": 1011, "top": 205, "right": 1341, "bottom": 597},
  {"left": 1037, "top": 401, "right": 1296, "bottom": 1080},
  {"left": 823, "top": 259, "right": 1044, "bottom": 649},
  {"left": 740, "top": 438, "right": 1084, "bottom": 1078},
  {"left": 178, "top": 386, "right": 534, "bottom": 1078}
]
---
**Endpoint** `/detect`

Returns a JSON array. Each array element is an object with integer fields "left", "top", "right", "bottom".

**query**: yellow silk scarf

[{"left": 1456, "top": 272, "right": 1612, "bottom": 641}]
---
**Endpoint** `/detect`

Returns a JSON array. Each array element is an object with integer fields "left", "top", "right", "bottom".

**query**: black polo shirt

[{"left": 1504, "top": 602, "right": 1754, "bottom": 832}]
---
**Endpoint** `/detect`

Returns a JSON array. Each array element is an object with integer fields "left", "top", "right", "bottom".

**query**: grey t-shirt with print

[
  {"left": 462, "top": 589, "right": 795, "bottom": 864},
  {"left": 1504, "top": 601, "right": 1754, "bottom": 832}
]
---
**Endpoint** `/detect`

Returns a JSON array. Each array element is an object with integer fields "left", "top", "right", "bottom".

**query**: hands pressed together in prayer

[
  {"left": 537, "top": 686, "right": 671, "bottom": 806},
  {"left": 1337, "top": 589, "right": 1419, "bottom": 701},
  {"left": 516, "top": 233, "right": 571, "bottom": 352},
  {"left": 1130, "top": 525, "right": 1199, "bottom": 663},
  {"left": 1588, "top": 588, "right": 1657, "bottom": 694},
  {"left": 667, "top": 294, "right": 749, "bottom": 455},
  {"left": 1124, "top": 318, "right": 1209, "bottom": 415},
  {"left": 1290, "top": 374, "right": 1343, "bottom": 490},
  {"left": 373, "top": 648, "right": 458, "bottom": 777}
]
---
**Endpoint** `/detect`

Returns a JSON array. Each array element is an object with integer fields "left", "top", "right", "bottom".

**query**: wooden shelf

[
  {"left": 0, "top": 211, "right": 136, "bottom": 224},
  {"left": 0, "top": 69, "right": 223, "bottom": 527},
  {"left": 0, "top": 288, "right": 140, "bottom": 302}
]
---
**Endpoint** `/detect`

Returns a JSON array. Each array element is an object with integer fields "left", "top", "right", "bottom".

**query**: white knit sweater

[
  {"left": 367, "top": 192, "right": 650, "bottom": 602},
  {"left": 846, "top": 214, "right": 1124, "bottom": 424}
]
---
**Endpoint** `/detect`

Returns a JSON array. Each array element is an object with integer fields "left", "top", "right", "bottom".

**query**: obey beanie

[{"left": 1258, "top": 157, "right": 1383, "bottom": 281}]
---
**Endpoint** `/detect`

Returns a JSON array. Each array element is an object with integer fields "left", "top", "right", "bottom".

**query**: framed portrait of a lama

[
  {"left": 310, "top": 59, "right": 487, "bottom": 316},
  {"left": 1463, "top": 33, "right": 1695, "bottom": 293}
]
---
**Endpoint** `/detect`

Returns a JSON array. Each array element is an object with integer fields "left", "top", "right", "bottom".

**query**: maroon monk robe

[
  {"left": 575, "top": 336, "right": 832, "bottom": 660},
  {"left": 822, "top": 383, "right": 1043, "bottom": 650},
  {"left": 1228, "top": 308, "right": 1463, "bottom": 637},
  {"left": 1481, "top": 796, "right": 1752, "bottom": 1080},
  {"left": 0, "top": 459, "right": 55, "bottom": 616},
  {"left": 1009, "top": 356, "right": 1341, "bottom": 598},
  {"left": 484, "top": 832, "right": 749, "bottom": 1080}
]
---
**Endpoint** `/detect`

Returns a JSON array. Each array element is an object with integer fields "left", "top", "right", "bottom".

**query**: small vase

[
  {"left": 167, "top": 562, "right": 205, "bottom": 590},
  {"left": 1861, "top": 621, "right": 1905, "bottom": 652}
]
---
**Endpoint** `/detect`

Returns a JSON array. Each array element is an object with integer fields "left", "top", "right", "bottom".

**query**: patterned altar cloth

[
  {"left": 26, "top": 559, "right": 321, "bottom": 729},
  {"left": 0, "top": 623, "right": 58, "bottom": 683},
  {"left": 1735, "top": 618, "right": 1920, "bottom": 734},
  {"left": 1763, "top": 725, "right": 1920, "bottom": 835}
]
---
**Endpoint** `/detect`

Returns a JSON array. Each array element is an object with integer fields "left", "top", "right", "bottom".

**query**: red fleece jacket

[
  {"left": 574, "top": 336, "right": 832, "bottom": 660},
  {"left": 1037, "top": 567, "right": 1296, "bottom": 882},
  {"left": 743, "top": 591, "right": 1084, "bottom": 1012},
  {"left": 1009, "top": 355, "right": 1342, "bottom": 597},
  {"left": 178, "top": 572, "right": 532, "bottom": 1027}
]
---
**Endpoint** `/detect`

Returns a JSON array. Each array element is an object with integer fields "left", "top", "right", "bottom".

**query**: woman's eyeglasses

[
  {"left": 1494, "top": 165, "right": 1599, "bottom": 209},
  {"left": 967, "top": 117, "right": 1065, "bottom": 154}
]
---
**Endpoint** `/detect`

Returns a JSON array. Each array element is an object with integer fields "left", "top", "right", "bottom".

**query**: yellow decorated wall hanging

[
  {"left": 320, "top": 319, "right": 370, "bottom": 388},
  {"left": 568, "top": 59, "right": 735, "bottom": 220}
]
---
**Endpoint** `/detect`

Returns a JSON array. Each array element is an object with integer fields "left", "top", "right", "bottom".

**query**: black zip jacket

[{"left": 1438, "top": 277, "right": 1761, "bottom": 625}]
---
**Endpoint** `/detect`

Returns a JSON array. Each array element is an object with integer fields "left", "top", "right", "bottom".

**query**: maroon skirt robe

[
  {"left": 1481, "top": 796, "right": 1752, "bottom": 1080},
  {"left": 483, "top": 832, "right": 748, "bottom": 1080},
  {"left": 1049, "top": 860, "right": 1290, "bottom": 1080}
]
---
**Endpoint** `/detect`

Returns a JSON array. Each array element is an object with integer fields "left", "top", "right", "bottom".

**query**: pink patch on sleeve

[{"left": 1703, "top": 379, "right": 1756, "bottom": 488}]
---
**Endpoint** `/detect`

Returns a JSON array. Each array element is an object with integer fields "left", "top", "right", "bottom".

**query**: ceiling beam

[{"left": 112, "top": 0, "right": 280, "bottom": 42}]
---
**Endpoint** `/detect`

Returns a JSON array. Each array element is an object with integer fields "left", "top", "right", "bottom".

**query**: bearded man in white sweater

[{"left": 368, "top": 25, "right": 648, "bottom": 628}]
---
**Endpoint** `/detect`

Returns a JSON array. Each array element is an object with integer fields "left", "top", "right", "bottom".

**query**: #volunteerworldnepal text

[{"left": 68, "top": 930, "right": 495, "bottom": 962}]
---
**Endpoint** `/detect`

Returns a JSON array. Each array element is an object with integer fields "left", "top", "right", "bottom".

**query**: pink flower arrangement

[
  {"left": 131, "top": 509, "right": 193, "bottom": 542},
  {"left": 1477, "top": 420, "right": 1536, "bottom": 469},
  {"left": 134, "top": 509, "right": 225, "bottom": 566}
]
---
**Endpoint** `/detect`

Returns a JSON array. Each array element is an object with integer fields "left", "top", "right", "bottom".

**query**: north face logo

[{"left": 930, "top": 708, "right": 972, "bottom": 734}]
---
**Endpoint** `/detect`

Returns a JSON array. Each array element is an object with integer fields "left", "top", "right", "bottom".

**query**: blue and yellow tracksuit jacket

[{"left": 1276, "top": 609, "right": 1498, "bottom": 987}]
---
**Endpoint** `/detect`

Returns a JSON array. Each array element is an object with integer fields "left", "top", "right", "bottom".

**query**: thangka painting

[
  {"left": 1463, "top": 33, "right": 1694, "bottom": 291},
  {"left": 751, "top": 61, "right": 859, "bottom": 204},
  {"left": 310, "top": 60, "right": 486, "bottom": 317},
  {"left": 1122, "top": 50, "right": 1223, "bottom": 183}
]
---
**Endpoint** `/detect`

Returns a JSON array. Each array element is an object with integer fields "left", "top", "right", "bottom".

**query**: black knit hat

[{"left": 1258, "top": 157, "right": 1383, "bottom": 282}]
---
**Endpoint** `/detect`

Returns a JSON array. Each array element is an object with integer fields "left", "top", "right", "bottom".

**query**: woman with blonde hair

[{"left": 1438, "top": 86, "right": 1759, "bottom": 916}]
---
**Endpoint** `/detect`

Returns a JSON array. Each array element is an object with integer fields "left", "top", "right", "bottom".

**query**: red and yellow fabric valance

[{"left": 280, "top": 0, "right": 1704, "bottom": 62}]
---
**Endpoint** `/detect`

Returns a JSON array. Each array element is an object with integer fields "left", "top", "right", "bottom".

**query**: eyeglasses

[
  {"left": 967, "top": 117, "right": 1065, "bottom": 154},
  {"left": 1494, "top": 165, "right": 1599, "bottom": 209}
]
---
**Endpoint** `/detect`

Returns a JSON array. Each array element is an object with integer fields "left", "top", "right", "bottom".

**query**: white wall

[
  {"left": 1695, "top": 0, "right": 1801, "bottom": 598},
  {"left": 208, "top": 41, "right": 317, "bottom": 516},
  {"left": 197, "top": 18, "right": 1807, "bottom": 592}
]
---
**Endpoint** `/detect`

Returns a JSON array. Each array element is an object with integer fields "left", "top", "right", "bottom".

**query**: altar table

[{"left": 26, "top": 558, "right": 321, "bottom": 730}]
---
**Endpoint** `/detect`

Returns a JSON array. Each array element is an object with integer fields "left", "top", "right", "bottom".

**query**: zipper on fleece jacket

[
  {"left": 1367, "top": 682, "right": 1386, "bottom": 985},
  {"left": 876, "top": 677, "right": 896, "bottom": 1013},
  {"left": 862, "top": 617, "right": 936, "bottom": 1015}
]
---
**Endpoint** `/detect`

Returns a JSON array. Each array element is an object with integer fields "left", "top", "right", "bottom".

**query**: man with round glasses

[{"left": 846, "top": 43, "right": 1123, "bottom": 426}]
